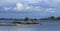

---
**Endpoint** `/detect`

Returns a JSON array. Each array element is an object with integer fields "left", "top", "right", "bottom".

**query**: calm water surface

[{"left": 0, "top": 20, "right": 60, "bottom": 31}]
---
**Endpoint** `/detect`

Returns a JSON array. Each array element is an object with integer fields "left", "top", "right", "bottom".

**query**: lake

[{"left": 0, "top": 20, "right": 60, "bottom": 31}]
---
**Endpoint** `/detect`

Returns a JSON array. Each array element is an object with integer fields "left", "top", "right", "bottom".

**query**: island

[
  {"left": 12, "top": 17, "right": 38, "bottom": 24},
  {"left": 0, "top": 17, "right": 38, "bottom": 26}
]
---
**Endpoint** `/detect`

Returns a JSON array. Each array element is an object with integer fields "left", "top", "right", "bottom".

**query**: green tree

[
  {"left": 34, "top": 18, "right": 37, "bottom": 20},
  {"left": 48, "top": 16, "right": 55, "bottom": 20},
  {"left": 57, "top": 17, "right": 60, "bottom": 20},
  {"left": 13, "top": 18, "right": 17, "bottom": 24},
  {"left": 24, "top": 17, "right": 29, "bottom": 21}
]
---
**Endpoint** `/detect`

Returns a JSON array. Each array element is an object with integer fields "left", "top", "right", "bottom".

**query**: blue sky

[{"left": 0, "top": 0, "right": 60, "bottom": 18}]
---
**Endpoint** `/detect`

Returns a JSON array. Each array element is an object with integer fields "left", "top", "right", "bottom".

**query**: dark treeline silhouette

[
  {"left": 0, "top": 18, "right": 23, "bottom": 20},
  {"left": 0, "top": 16, "right": 60, "bottom": 20},
  {"left": 40, "top": 16, "right": 60, "bottom": 20}
]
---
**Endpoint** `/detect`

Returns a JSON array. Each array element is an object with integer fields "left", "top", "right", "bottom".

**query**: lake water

[{"left": 0, "top": 20, "right": 60, "bottom": 31}]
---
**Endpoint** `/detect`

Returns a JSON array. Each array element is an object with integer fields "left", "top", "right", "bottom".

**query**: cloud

[
  {"left": 4, "top": 7, "right": 11, "bottom": 11},
  {"left": 25, "top": 7, "right": 31, "bottom": 9},
  {"left": 0, "top": 0, "right": 60, "bottom": 13},
  {"left": 1, "top": 0, "right": 60, "bottom": 17},
  {"left": 16, "top": 2, "right": 24, "bottom": 10},
  {"left": 45, "top": 8, "right": 56, "bottom": 13},
  {"left": 46, "top": 8, "right": 54, "bottom": 11},
  {"left": 26, "top": 0, "right": 42, "bottom": 4},
  {"left": 24, "top": 6, "right": 42, "bottom": 12}
]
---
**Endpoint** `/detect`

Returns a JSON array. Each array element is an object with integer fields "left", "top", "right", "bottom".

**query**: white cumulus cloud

[
  {"left": 46, "top": 8, "right": 56, "bottom": 13},
  {"left": 16, "top": 2, "right": 24, "bottom": 11},
  {"left": 25, "top": 6, "right": 31, "bottom": 9},
  {"left": 4, "top": 7, "right": 11, "bottom": 11}
]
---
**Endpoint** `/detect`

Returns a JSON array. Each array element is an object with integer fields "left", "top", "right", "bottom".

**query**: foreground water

[{"left": 0, "top": 20, "right": 60, "bottom": 31}]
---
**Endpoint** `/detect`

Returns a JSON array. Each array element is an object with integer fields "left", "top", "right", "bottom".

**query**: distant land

[
  {"left": 0, "top": 17, "right": 38, "bottom": 25},
  {"left": 0, "top": 16, "right": 60, "bottom": 20},
  {"left": 40, "top": 16, "right": 60, "bottom": 20},
  {"left": 0, "top": 16, "right": 60, "bottom": 25}
]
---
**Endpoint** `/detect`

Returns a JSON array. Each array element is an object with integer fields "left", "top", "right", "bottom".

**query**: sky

[{"left": 0, "top": 0, "right": 60, "bottom": 18}]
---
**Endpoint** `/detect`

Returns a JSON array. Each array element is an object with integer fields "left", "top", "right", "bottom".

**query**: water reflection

[{"left": 0, "top": 20, "right": 60, "bottom": 31}]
